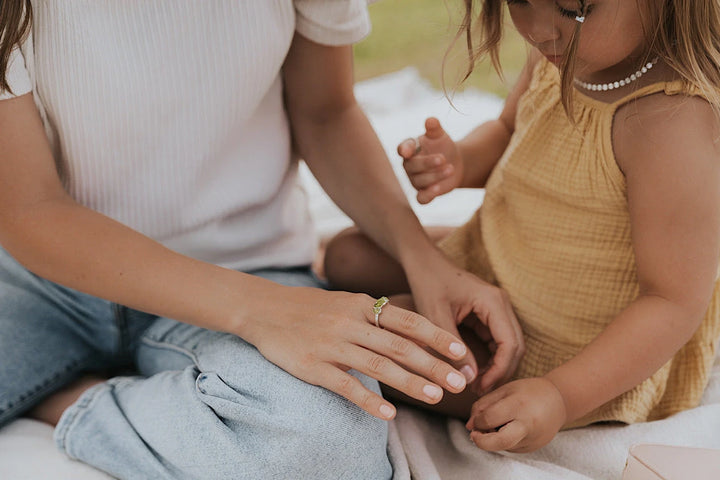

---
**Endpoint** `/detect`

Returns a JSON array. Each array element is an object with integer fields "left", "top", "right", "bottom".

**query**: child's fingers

[
  {"left": 397, "top": 137, "right": 421, "bottom": 159},
  {"left": 416, "top": 175, "right": 459, "bottom": 204},
  {"left": 424, "top": 117, "right": 444, "bottom": 139},
  {"left": 416, "top": 181, "right": 453, "bottom": 204},
  {"left": 408, "top": 165, "right": 454, "bottom": 190},
  {"left": 470, "top": 420, "right": 527, "bottom": 452},
  {"left": 403, "top": 154, "right": 446, "bottom": 174},
  {"left": 467, "top": 396, "right": 514, "bottom": 432},
  {"left": 467, "top": 382, "right": 511, "bottom": 422}
]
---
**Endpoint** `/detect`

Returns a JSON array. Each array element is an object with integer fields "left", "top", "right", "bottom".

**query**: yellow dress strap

[{"left": 610, "top": 80, "right": 698, "bottom": 109}]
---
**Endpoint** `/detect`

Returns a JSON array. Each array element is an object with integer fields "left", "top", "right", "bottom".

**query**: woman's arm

[
  {"left": 282, "top": 33, "right": 525, "bottom": 388},
  {"left": 467, "top": 92, "right": 720, "bottom": 452},
  {"left": 0, "top": 94, "right": 251, "bottom": 330},
  {"left": 0, "top": 93, "right": 472, "bottom": 419}
]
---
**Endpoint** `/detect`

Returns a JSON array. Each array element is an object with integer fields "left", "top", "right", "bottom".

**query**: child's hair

[
  {"left": 0, "top": 0, "right": 32, "bottom": 94},
  {"left": 456, "top": 0, "right": 720, "bottom": 118}
]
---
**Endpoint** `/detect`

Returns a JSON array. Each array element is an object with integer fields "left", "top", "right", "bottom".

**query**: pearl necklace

[{"left": 574, "top": 57, "right": 660, "bottom": 91}]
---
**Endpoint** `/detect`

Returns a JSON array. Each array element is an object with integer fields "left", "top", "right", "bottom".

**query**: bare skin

[
  {"left": 28, "top": 376, "right": 106, "bottom": 426},
  {"left": 380, "top": 295, "right": 493, "bottom": 419},
  {"left": 325, "top": 2, "right": 720, "bottom": 450},
  {"left": 1, "top": 34, "right": 493, "bottom": 425},
  {"left": 324, "top": 231, "right": 501, "bottom": 419}
]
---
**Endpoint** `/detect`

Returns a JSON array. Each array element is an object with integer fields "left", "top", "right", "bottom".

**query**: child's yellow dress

[{"left": 440, "top": 58, "right": 720, "bottom": 428}]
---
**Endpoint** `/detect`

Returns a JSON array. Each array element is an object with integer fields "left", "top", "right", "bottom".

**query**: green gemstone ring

[{"left": 373, "top": 296, "right": 389, "bottom": 328}]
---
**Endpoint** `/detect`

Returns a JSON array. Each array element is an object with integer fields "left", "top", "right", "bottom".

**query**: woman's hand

[
  {"left": 397, "top": 117, "right": 464, "bottom": 204},
  {"left": 466, "top": 377, "right": 567, "bottom": 453},
  {"left": 404, "top": 252, "right": 525, "bottom": 394},
  {"left": 240, "top": 286, "right": 471, "bottom": 420}
]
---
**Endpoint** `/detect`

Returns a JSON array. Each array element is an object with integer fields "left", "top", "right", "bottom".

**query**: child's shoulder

[{"left": 613, "top": 88, "right": 719, "bottom": 175}]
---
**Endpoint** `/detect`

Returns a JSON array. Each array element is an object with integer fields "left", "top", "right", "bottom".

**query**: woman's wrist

[
  {"left": 205, "top": 271, "right": 282, "bottom": 341},
  {"left": 398, "top": 242, "right": 449, "bottom": 278}
]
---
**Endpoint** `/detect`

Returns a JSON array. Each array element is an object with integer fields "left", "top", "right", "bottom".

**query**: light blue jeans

[{"left": 0, "top": 246, "right": 392, "bottom": 479}]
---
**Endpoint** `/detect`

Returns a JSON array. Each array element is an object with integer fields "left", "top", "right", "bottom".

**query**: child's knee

[{"left": 323, "top": 228, "right": 368, "bottom": 285}]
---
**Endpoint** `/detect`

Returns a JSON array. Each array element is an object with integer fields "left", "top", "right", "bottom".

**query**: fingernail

[
  {"left": 449, "top": 342, "right": 466, "bottom": 357},
  {"left": 423, "top": 384, "right": 443, "bottom": 400},
  {"left": 379, "top": 404, "right": 395, "bottom": 419},
  {"left": 460, "top": 365, "right": 476, "bottom": 382},
  {"left": 446, "top": 372, "right": 466, "bottom": 389}
]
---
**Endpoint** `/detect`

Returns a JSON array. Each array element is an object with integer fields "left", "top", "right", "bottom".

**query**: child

[{"left": 324, "top": 0, "right": 720, "bottom": 454}]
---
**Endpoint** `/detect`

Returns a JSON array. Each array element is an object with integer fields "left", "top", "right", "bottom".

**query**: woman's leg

[
  {"left": 0, "top": 247, "right": 128, "bottom": 428},
  {"left": 54, "top": 267, "right": 393, "bottom": 480},
  {"left": 323, "top": 225, "right": 454, "bottom": 296}
]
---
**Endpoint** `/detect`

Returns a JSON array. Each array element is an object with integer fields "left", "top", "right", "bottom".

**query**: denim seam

[
  {"left": 0, "top": 355, "right": 91, "bottom": 422},
  {"left": 139, "top": 336, "right": 200, "bottom": 365},
  {"left": 113, "top": 303, "right": 129, "bottom": 356},
  {"left": 54, "top": 380, "right": 109, "bottom": 459}
]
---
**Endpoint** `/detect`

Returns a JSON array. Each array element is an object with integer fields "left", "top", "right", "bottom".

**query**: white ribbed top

[{"left": 1, "top": 0, "right": 370, "bottom": 270}]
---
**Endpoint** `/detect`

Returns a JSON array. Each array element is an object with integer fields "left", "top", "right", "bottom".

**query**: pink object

[{"left": 622, "top": 444, "right": 720, "bottom": 479}]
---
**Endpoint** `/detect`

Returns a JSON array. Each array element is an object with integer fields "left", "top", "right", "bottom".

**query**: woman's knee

[
  {"left": 194, "top": 367, "right": 392, "bottom": 479},
  {"left": 269, "top": 378, "right": 392, "bottom": 479}
]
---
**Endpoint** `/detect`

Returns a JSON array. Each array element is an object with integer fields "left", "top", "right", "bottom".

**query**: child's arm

[
  {"left": 397, "top": 50, "right": 542, "bottom": 204},
  {"left": 467, "top": 92, "right": 720, "bottom": 452}
]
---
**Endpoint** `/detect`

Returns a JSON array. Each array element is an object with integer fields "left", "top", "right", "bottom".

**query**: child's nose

[{"left": 526, "top": 23, "right": 561, "bottom": 47}]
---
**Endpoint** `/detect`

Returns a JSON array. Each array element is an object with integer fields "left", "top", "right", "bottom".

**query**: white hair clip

[{"left": 575, "top": 15, "right": 585, "bottom": 23}]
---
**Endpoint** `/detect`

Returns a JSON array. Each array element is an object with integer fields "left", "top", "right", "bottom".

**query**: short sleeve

[
  {"left": 294, "top": 0, "right": 372, "bottom": 46},
  {"left": 0, "top": 46, "right": 32, "bottom": 100}
]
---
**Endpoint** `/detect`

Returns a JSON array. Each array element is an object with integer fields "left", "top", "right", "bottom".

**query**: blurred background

[{"left": 354, "top": 0, "right": 528, "bottom": 97}]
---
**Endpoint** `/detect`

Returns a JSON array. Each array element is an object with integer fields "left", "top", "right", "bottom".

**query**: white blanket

[
  {"left": 389, "top": 353, "right": 720, "bottom": 480},
  {"left": 2, "top": 68, "right": 719, "bottom": 479}
]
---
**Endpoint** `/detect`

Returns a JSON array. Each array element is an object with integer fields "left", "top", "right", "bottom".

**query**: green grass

[{"left": 353, "top": 0, "right": 528, "bottom": 98}]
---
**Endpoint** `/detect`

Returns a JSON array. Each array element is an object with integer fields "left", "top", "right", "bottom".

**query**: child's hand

[
  {"left": 466, "top": 377, "right": 567, "bottom": 453},
  {"left": 397, "top": 117, "right": 463, "bottom": 204}
]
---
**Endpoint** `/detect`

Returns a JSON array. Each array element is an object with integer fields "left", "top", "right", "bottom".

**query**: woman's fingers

[
  {"left": 313, "top": 363, "right": 397, "bottom": 420},
  {"left": 349, "top": 324, "right": 468, "bottom": 394},
  {"left": 375, "top": 304, "right": 469, "bottom": 366},
  {"left": 474, "top": 291, "right": 525, "bottom": 393},
  {"left": 341, "top": 343, "right": 450, "bottom": 405}
]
